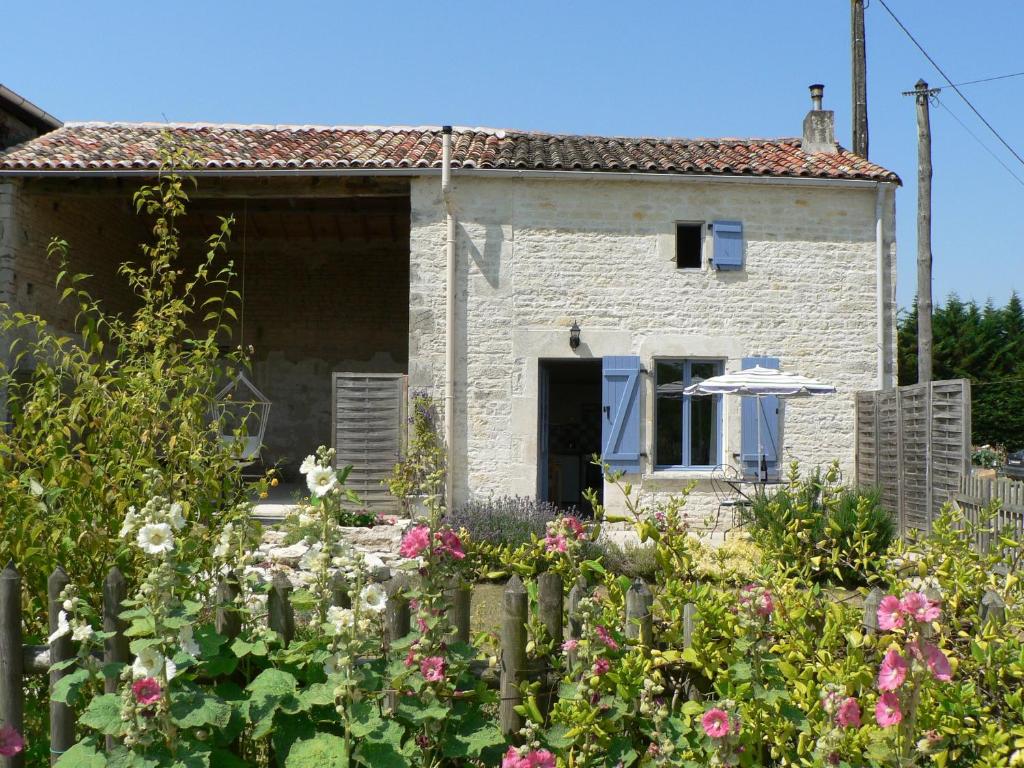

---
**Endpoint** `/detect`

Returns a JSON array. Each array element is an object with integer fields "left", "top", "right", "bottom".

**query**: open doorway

[{"left": 538, "top": 359, "right": 604, "bottom": 515}]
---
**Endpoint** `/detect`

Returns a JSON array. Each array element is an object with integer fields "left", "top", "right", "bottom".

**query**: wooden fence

[
  {"left": 855, "top": 379, "right": 972, "bottom": 537},
  {"left": 0, "top": 563, "right": 654, "bottom": 767},
  {"left": 953, "top": 476, "right": 1024, "bottom": 569},
  {"left": 0, "top": 560, "right": 1012, "bottom": 767}
]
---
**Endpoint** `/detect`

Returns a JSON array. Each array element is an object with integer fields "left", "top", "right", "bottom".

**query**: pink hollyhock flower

[
  {"left": 592, "top": 657, "right": 611, "bottom": 676},
  {"left": 435, "top": 529, "right": 465, "bottom": 560},
  {"left": 922, "top": 642, "right": 952, "bottom": 682},
  {"left": 545, "top": 534, "right": 567, "bottom": 553},
  {"left": 564, "top": 516, "right": 586, "bottom": 540},
  {"left": 399, "top": 525, "right": 431, "bottom": 558},
  {"left": 875, "top": 692, "right": 903, "bottom": 727},
  {"left": 527, "top": 749, "right": 556, "bottom": 768},
  {"left": 836, "top": 697, "right": 861, "bottom": 728},
  {"left": 131, "top": 677, "right": 162, "bottom": 706},
  {"left": 702, "top": 708, "right": 732, "bottom": 739},
  {"left": 901, "top": 591, "right": 940, "bottom": 623},
  {"left": 877, "top": 648, "right": 908, "bottom": 691},
  {"left": 595, "top": 625, "right": 619, "bottom": 650},
  {"left": 404, "top": 648, "right": 417, "bottom": 667},
  {"left": 757, "top": 590, "right": 775, "bottom": 617},
  {"left": 561, "top": 638, "right": 578, "bottom": 652},
  {"left": 877, "top": 596, "right": 905, "bottom": 631},
  {"left": 502, "top": 747, "right": 529, "bottom": 768},
  {"left": 420, "top": 656, "right": 446, "bottom": 683},
  {"left": 0, "top": 725, "right": 25, "bottom": 757}
]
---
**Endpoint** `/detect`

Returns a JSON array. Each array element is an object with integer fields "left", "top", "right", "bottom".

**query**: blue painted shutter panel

[
  {"left": 601, "top": 356, "right": 642, "bottom": 473},
  {"left": 713, "top": 220, "right": 744, "bottom": 270},
  {"left": 740, "top": 356, "right": 781, "bottom": 480}
]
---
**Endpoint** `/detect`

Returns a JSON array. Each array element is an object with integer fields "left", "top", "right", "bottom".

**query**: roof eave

[{"left": 0, "top": 165, "right": 899, "bottom": 187}]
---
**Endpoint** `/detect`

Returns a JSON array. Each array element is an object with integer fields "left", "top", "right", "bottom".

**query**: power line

[
  {"left": 948, "top": 71, "right": 1024, "bottom": 88},
  {"left": 934, "top": 97, "right": 1024, "bottom": 189},
  {"left": 877, "top": 0, "right": 1024, "bottom": 170}
]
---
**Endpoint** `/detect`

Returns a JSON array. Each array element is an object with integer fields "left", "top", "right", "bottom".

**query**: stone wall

[{"left": 408, "top": 174, "right": 898, "bottom": 524}]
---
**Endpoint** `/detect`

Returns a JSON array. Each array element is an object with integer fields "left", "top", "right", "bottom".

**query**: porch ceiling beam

[
  {"left": 16, "top": 175, "right": 410, "bottom": 199},
  {"left": 186, "top": 196, "right": 408, "bottom": 216}
]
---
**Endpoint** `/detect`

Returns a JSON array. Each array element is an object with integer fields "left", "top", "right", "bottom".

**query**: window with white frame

[{"left": 654, "top": 359, "right": 723, "bottom": 468}]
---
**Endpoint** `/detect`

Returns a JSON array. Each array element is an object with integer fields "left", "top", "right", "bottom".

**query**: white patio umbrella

[{"left": 683, "top": 365, "right": 836, "bottom": 483}]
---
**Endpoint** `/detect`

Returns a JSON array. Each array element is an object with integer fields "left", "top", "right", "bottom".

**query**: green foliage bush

[
  {"left": 0, "top": 147, "right": 261, "bottom": 635},
  {"left": 740, "top": 461, "right": 895, "bottom": 586}
]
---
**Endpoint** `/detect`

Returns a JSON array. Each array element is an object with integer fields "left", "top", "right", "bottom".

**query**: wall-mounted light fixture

[{"left": 569, "top": 320, "right": 581, "bottom": 350}]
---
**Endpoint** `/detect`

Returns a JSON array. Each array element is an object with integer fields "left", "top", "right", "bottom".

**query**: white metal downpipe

[
  {"left": 875, "top": 182, "right": 887, "bottom": 390},
  {"left": 441, "top": 126, "right": 456, "bottom": 508}
]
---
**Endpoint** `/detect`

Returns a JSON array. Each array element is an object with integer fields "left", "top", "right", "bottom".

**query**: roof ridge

[{"left": 60, "top": 121, "right": 510, "bottom": 136}]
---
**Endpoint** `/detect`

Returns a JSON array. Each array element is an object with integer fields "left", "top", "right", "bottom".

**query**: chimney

[{"left": 802, "top": 83, "right": 837, "bottom": 154}]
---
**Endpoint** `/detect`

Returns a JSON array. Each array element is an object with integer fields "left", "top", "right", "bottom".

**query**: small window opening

[{"left": 676, "top": 223, "right": 703, "bottom": 269}]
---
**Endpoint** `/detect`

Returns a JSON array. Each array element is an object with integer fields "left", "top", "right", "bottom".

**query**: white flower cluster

[
  {"left": 300, "top": 448, "right": 339, "bottom": 498},
  {"left": 131, "top": 645, "right": 177, "bottom": 681},
  {"left": 119, "top": 495, "right": 186, "bottom": 556},
  {"left": 48, "top": 585, "right": 95, "bottom": 645},
  {"left": 322, "top": 583, "right": 387, "bottom": 677}
]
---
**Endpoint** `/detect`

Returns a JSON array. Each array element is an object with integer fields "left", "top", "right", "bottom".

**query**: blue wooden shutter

[
  {"left": 601, "top": 356, "right": 642, "bottom": 473},
  {"left": 713, "top": 220, "right": 744, "bottom": 270},
  {"left": 740, "top": 356, "right": 781, "bottom": 480}
]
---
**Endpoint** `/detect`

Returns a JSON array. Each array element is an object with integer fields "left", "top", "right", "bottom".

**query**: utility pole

[
  {"left": 915, "top": 79, "right": 934, "bottom": 383},
  {"left": 851, "top": 0, "right": 869, "bottom": 157}
]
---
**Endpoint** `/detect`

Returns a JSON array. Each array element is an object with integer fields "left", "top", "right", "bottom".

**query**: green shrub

[
  {"left": 0, "top": 144, "right": 262, "bottom": 633},
  {"left": 739, "top": 461, "right": 894, "bottom": 585}
]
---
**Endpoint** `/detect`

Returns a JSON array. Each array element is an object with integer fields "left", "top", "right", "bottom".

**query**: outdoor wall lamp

[{"left": 569, "top": 321, "right": 581, "bottom": 350}]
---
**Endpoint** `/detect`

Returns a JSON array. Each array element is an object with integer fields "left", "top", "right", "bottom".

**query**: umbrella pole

[{"left": 757, "top": 394, "right": 764, "bottom": 485}]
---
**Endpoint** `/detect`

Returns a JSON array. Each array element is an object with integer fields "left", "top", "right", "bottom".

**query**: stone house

[
  {"left": 0, "top": 86, "right": 900, "bottom": 524},
  {"left": 0, "top": 84, "right": 61, "bottom": 150}
]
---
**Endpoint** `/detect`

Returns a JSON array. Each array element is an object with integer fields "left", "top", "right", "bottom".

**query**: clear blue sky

[{"left": 2, "top": 0, "right": 1021, "bottom": 310}]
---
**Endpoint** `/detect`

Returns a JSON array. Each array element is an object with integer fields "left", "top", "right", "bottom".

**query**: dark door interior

[{"left": 539, "top": 359, "right": 604, "bottom": 515}]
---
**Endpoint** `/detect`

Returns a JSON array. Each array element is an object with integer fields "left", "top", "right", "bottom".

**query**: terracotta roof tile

[{"left": 0, "top": 122, "right": 900, "bottom": 183}]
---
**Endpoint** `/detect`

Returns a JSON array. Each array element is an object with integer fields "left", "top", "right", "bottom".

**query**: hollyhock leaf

[
  {"left": 194, "top": 625, "right": 227, "bottom": 657},
  {"left": 104, "top": 747, "right": 159, "bottom": 768},
  {"left": 297, "top": 682, "right": 337, "bottom": 710},
  {"left": 349, "top": 699, "right": 385, "bottom": 738},
  {"left": 541, "top": 724, "right": 575, "bottom": 750},
  {"left": 55, "top": 740, "right": 107, "bottom": 768},
  {"left": 284, "top": 733, "right": 348, "bottom": 768},
  {"left": 443, "top": 708, "right": 504, "bottom": 757},
  {"left": 209, "top": 750, "right": 249, "bottom": 768},
  {"left": 246, "top": 668, "right": 297, "bottom": 697},
  {"left": 51, "top": 666, "right": 93, "bottom": 705},
  {"left": 357, "top": 741, "right": 409, "bottom": 768},
  {"left": 79, "top": 694, "right": 125, "bottom": 736},
  {"left": 607, "top": 737, "right": 639, "bottom": 767},
  {"left": 170, "top": 687, "right": 232, "bottom": 729}
]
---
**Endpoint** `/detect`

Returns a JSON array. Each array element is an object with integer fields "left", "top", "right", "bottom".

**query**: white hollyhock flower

[
  {"left": 299, "top": 455, "right": 318, "bottom": 475},
  {"left": 306, "top": 466, "right": 338, "bottom": 498},
  {"left": 48, "top": 611, "right": 70, "bottom": 644},
  {"left": 168, "top": 503, "right": 186, "bottom": 530},
  {"left": 29, "top": 479, "right": 45, "bottom": 497},
  {"left": 323, "top": 652, "right": 344, "bottom": 677},
  {"left": 137, "top": 523, "right": 174, "bottom": 555},
  {"left": 132, "top": 647, "right": 176, "bottom": 681},
  {"left": 359, "top": 583, "right": 387, "bottom": 614},
  {"left": 119, "top": 508, "right": 138, "bottom": 539},
  {"left": 326, "top": 606, "right": 354, "bottom": 634},
  {"left": 179, "top": 625, "right": 201, "bottom": 657},
  {"left": 71, "top": 622, "right": 94, "bottom": 642}
]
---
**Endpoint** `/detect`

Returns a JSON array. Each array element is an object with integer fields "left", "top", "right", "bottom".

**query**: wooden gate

[{"left": 331, "top": 373, "right": 407, "bottom": 512}]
